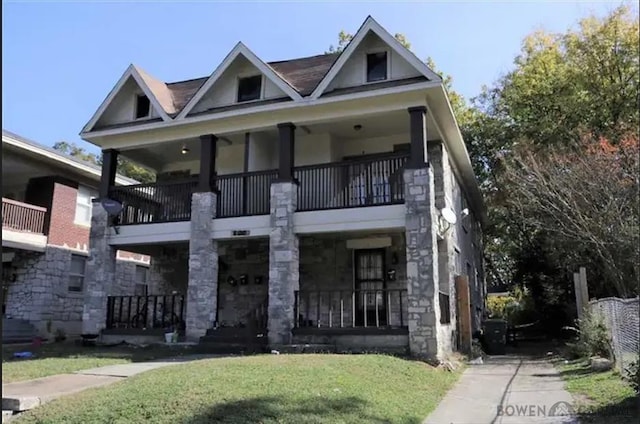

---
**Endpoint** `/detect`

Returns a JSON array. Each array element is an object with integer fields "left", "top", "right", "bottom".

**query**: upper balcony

[
  {"left": 1, "top": 198, "right": 48, "bottom": 251},
  {"left": 101, "top": 108, "right": 435, "bottom": 229}
]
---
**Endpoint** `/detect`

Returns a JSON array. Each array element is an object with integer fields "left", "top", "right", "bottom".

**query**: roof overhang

[{"left": 2, "top": 131, "right": 136, "bottom": 186}]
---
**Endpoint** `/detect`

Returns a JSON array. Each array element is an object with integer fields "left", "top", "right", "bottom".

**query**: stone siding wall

[
  {"left": 298, "top": 233, "right": 407, "bottom": 327},
  {"left": 217, "top": 238, "right": 269, "bottom": 326},
  {"left": 5, "top": 245, "right": 141, "bottom": 337}
]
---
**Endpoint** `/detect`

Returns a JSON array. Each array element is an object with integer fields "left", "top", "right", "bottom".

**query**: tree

[
  {"left": 469, "top": 5, "right": 640, "bottom": 308},
  {"left": 53, "top": 141, "right": 155, "bottom": 183},
  {"left": 502, "top": 133, "right": 639, "bottom": 298}
]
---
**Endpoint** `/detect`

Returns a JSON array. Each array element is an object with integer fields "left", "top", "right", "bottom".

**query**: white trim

[
  {"left": 176, "top": 42, "right": 303, "bottom": 119},
  {"left": 82, "top": 64, "right": 172, "bottom": 133},
  {"left": 310, "top": 16, "right": 441, "bottom": 100},
  {"left": 2, "top": 132, "right": 136, "bottom": 186},
  {"left": 84, "top": 81, "right": 441, "bottom": 139}
]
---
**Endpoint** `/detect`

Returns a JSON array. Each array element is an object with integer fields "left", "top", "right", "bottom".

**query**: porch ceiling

[{"left": 119, "top": 109, "right": 439, "bottom": 172}]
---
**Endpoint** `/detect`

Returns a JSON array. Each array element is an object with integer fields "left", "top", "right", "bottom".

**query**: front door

[{"left": 354, "top": 249, "right": 387, "bottom": 326}]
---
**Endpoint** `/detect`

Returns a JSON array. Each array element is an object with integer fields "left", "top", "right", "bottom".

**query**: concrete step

[
  {"left": 205, "top": 327, "right": 265, "bottom": 337},
  {"left": 199, "top": 335, "right": 268, "bottom": 344},
  {"left": 195, "top": 342, "right": 268, "bottom": 354}
]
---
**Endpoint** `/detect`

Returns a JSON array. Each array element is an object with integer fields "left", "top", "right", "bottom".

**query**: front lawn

[
  {"left": 15, "top": 354, "right": 460, "bottom": 424},
  {"left": 558, "top": 359, "right": 638, "bottom": 423},
  {"left": 2, "top": 342, "right": 196, "bottom": 383}
]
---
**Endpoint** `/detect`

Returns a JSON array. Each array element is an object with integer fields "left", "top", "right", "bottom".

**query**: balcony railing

[
  {"left": 217, "top": 169, "right": 278, "bottom": 218},
  {"left": 106, "top": 153, "right": 409, "bottom": 225},
  {"left": 294, "top": 288, "right": 408, "bottom": 329},
  {"left": 106, "top": 294, "right": 185, "bottom": 330},
  {"left": 109, "top": 180, "right": 197, "bottom": 225},
  {"left": 294, "top": 153, "right": 408, "bottom": 212},
  {"left": 1, "top": 198, "right": 47, "bottom": 234}
]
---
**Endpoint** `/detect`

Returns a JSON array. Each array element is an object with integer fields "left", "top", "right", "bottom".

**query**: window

[
  {"left": 75, "top": 185, "right": 97, "bottom": 226},
  {"left": 134, "top": 265, "right": 148, "bottom": 296},
  {"left": 237, "top": 75, "right": 262, "bottom": 102},
  {"left": 69, "top": 255, "right": 86, "bottom": 292},
  {"left": 366, "top": 52, "right": 388, "bottom": 82},
  {"left": 135, "top": 94, "right": 151, "bottom": 119}
]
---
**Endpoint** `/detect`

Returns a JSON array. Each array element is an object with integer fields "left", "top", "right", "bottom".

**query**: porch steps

[
  {"left": 2, "top": 318, "right": 41, "bottom": 344},
  {"left": 197, "top": 328, "right": 268, "bottom": 354}
]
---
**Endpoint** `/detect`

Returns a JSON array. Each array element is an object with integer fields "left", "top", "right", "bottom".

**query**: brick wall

[{"left": 47, "top": 180, "right": 90, "bottom": 250}]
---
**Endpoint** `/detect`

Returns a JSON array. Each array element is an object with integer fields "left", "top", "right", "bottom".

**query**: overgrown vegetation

[
  {"left": 624, "top": 359, "right": 639, "bottom": 395},
  {"left": 564, "top": 311, "right": 613, "bottom": 359},
  {"left": 14, "top": 355, "right": 460, "bottom": 424}
]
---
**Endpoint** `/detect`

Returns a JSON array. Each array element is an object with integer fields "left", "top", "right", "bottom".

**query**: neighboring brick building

[{"left": 2, "top": 130, "right": 149, "bottom": 338}]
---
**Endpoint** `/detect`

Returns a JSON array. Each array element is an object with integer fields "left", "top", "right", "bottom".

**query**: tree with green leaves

[{"left": 53, "top": 141, "right": 155, "bottom": 183}]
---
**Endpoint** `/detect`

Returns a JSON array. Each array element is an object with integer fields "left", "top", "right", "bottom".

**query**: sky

[{"left": 2, "top": 0, "right": 622, "bottom": 154}]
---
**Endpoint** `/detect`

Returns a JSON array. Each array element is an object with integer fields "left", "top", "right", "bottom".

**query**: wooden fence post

[
  {"left": 574, "top": 272, "right": 584, "bottom": 320},
  {"left": 455, "top": 275, "right": 472, "bottom": 354}
]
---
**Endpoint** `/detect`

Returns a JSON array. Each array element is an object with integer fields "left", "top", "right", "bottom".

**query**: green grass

[
  {"left": 14, "top": 354, "right": 461, "bottom": 424},
  {"left": 557, "top": 359, "right": 638, "bottom": 423},
  {"left": 2, "top": 342, "right": 196, "bottom": 383}
]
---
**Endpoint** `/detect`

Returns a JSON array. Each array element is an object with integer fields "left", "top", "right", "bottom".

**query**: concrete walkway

[
  {"left": 2, "top": 355, "right": 215, "bottom": 414},
  {"left": 424, "top": 355, "right": 579, "bottom": 424}
]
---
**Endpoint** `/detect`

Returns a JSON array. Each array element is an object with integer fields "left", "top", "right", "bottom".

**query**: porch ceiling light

[
  {"left": 354, "top": 124, "right": 363, "bottom": 131},
  {"left": 181, "top": 146, "right": 190, "bottom": 155}
]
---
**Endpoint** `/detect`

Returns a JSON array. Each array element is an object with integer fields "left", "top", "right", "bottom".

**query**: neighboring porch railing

[
  {"left": 294, "top": 289, "right": 407, "bottom": 329},
  {"left": 1, "top": 198, "right": 47, "bottom": 234},
  {"left": 216, "top": 170, "right": 278, "bottom": 218},
  {"left": 106, "top": 294, "right": 185, "bottom": 330},
  {"left": 109, "top": 180, "right": 197, "bottom": 225},
  {"left": 294, "top": 153, "right": 408, "bottom": 212}
]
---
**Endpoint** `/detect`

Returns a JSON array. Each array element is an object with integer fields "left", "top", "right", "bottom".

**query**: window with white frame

[
  {"left": 134, "top": 265, "right": 149, "bottom": 296},
  {"left": 69, "top": 255, "right": 86, "bottom": 292},
  {"left": 75, "top": 185, "right": 97, "bottom": 226}
]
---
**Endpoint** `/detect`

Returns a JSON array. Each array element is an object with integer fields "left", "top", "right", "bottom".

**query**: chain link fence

[{"left": 589, "top": 297, "right": 639, "bottom": 373}]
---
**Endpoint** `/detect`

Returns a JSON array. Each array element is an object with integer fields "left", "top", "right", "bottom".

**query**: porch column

[
  {"left": 99, "top": 149, "right": 118, "bottom": 199},
  {"left": 404, "top": 105, "right": 442, "bottom": 360},
  {"left": 268, "top": 122, "right": 299, "bottom": 346},
  {"left": 82, "top": 202, "right": 117, "bottom": 334},
  {"left": 277, "top": 122, "right": 295, "bottom": 181},
  {"left": 185, "top": 192, "right": 218, "bottom": 341},
  {"left": 196, "top": 134, "right": 218, "bottom": 193},
  {"left": 408, "top": 106, "right": 427, "bottom": 168}
]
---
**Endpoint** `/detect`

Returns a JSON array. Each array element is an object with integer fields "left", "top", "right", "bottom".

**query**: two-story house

[
  {"left": 2, "top": 130, "right": 150, "bottom": 342},
  {"left": 79, "top": 17, "right": 485, "bottom": 360}
]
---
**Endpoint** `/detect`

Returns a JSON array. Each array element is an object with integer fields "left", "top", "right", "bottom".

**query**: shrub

[
  {"left": 624, "top": 358, "right": 639, "bottom": 394},
  {"left": 564, "top": 311, "right": 612, "bottom": 359}
]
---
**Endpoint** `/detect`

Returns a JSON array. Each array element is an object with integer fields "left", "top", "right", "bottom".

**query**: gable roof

[
  {"left": 310, "top": 16, "right": 441, "bottom": 99},
  {"left": 2, "top": 129, "right": 137, "bottom": 186},
  {"left": 82, "top": 65, "right": 174, "bottom": 133},
  {"left": 176, "top": 42, "right": 304, "bottom": 119}
]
